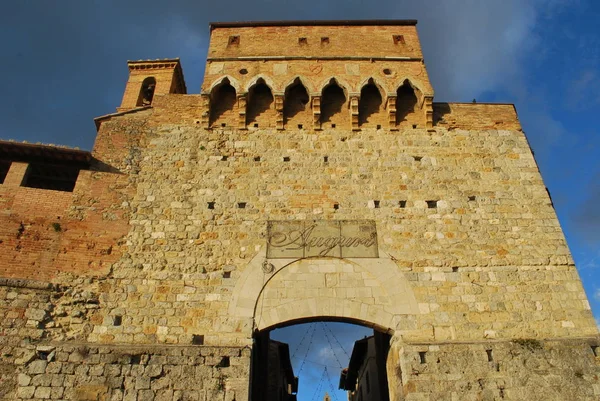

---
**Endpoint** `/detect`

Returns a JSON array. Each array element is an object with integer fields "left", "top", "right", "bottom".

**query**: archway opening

[
  {"left": 358, "top": 80, "right": 384, "bottom": 127},
  {"left": 251, "top": 319, "right": 391, "bottom": 401},
  {"left": 137, "top": 77, "right": 156, "bottom": 106},
  {"left": 320, "top": 80, "right": 347, "bottom": 128},
  {"left": 396, "top": 81, "right": 422, "bottom": 128},
  {"left": 247, "top": 79, "right": 275, "bottom": 128},
  {"left": 284, "top": 79, "right": 310, "bottom": 128},
  {"left": 209, "top": 78, "right": 237, "bottom": 128}
]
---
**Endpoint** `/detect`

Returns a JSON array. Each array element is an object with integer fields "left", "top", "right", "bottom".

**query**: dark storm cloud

[{"left": 0, "top": 0, "right": 568, "bottom": 149}]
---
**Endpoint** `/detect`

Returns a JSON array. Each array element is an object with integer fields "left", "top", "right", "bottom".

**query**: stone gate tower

[{"left": 1, "top": 20, "right": 599, "bottom": 401}]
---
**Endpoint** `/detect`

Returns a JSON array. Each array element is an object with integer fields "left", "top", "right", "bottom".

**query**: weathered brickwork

[{"left": 0, "top": 20, "right": 598, "bottom": 400}]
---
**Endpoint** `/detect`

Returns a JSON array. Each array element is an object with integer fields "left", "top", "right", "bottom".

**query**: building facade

[
  {"left": 340, "top": 334, "right": 390, "bottom": 401},
  {"left": 1, "top": 20, "right": 600, "bottom": 401}
]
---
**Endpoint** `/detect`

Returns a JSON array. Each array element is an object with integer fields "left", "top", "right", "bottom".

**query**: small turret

[{"left": 118, "top": 58, "right": 186, "bottom": 112}]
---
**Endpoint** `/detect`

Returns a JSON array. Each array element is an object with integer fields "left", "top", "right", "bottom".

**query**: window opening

[
  {"left": 321, "top": 80, "right": 346, "bottom": 126},
  {"left": 209, "top": 78, "right": 237, "bottom": 128},
  {"left": 247, "top": 79, "right": 274, "bottom": 127},
  {"left": 21, "top": 163, "right": 80, "bottom": 192},
  {"left": 298, "top": 37, "right": 308, "bottom": 45},
  {"left": 228, "top": 35, "right": 240, "bottom": 46},
  {"left": 396, "top": 81, "right": 419, "bottom": 126},
  {"left": 358, "top": 80, "right": 383, "bottom": 127},
  {"left": 239, "top": 68, "right": 248, "bottom": 75},
  {"left": 284, "top": 79, "right": 310, "bottom": 126},
  {"left": 0, "top": 161, "right": 10, "bottom": 184},
  {"left": 321, "top": 37, "right": 330, "bottom": 44},
  {"left": 138, "top": 77, "right": 156, "bottom": 106}
]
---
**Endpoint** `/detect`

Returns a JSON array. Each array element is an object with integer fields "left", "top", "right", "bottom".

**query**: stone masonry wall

[
  {"left": 390, "top": 339, "right": 600, "bottom": 400},
  {"left": 1, "top": 21, "right": 599, "bottom": 401}
]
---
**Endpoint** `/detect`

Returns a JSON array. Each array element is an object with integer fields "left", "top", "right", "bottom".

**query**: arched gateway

[{"left": 229, "top": 250, "right": 419, "bottom": 333}]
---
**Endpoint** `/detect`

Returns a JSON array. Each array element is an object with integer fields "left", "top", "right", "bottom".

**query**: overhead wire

[
  {"left": 322, "top": 322, "right": 351, "bottom": 359},
  {"left": 319, "top": 323, "right": 345, "bottom": 369}
]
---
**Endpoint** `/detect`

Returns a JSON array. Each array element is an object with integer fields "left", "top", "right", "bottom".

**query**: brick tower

[{"left": 0, "top": 20, "right": 599, "bottom": 401}]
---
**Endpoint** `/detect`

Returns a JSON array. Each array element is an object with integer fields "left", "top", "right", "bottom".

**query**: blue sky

[{"left": 1, "top": 1, "right": 599, "bottom": 400}]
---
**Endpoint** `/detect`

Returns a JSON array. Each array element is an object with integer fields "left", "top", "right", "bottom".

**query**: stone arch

[
  {"left": 137, "top": 77, "right": 156, "bottom": 106},
  {"left": 393, "top": 77, "right": 425, "bottom": 105},
  {"left": 244, "top": 74, "right": 278, "bottom": 94},
  {"left": 357, "top": 76, "right": 388, "bottom": 101},
  {"left": 207, "top": 75, "right": 242, "bottom": 94},
  {"left": 283, "top": 75, "right": 316, "bottom": 95},
  {"left": 283, "top": 78, "right": 311, "bottom": 129},
  {"left": 229, "top": 251, "right": 419, "bottom": 333},
  {"left": 209, "top": 78, "right": 237, "bottom": 128},
  {"left": 246, "top": 78, "right": 276, "bottom": 128},
  {"left": 318, "top": 76, "right": 351, "bottom": 99},
  {"left": 395, "top": 78, "right": 425, "bottom": 128},
  {"left": 320, "top": 78, "right": 350, "bottom": 128},
  {"left": 358, "top": 78, "right": 386, "bottom": 127}
]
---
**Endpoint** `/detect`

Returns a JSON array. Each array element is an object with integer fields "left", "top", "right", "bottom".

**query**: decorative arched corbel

[
  {"left": 200, "top": 94, "right": 211, "bottom": 129},
  {"left": 312, "top": 95, "right": 322, "bottom": 130},
  {"left": 386, "top": 94, "right": 397, "bottom": 130},
  {"left": 424, "top": 96, "right": 434, "bottom": 129},
  {"left": 237, "top": 94, "right": 247, "bottom": 130},
  {"left": 350, "top": 95, "right": 360, "bottom": 131},
  {"left": 274, "top": 93, "right": 284, "bottom": 130}
]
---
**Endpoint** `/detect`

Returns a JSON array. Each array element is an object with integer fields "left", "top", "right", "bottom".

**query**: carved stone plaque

[{"left": 267, "top": 220, "right": 378, "bottom": 258}]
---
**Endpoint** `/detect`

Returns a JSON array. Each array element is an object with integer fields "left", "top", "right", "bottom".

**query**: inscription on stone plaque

[{"left": 267, "top": 220, "right": 378, "bottom": 258}]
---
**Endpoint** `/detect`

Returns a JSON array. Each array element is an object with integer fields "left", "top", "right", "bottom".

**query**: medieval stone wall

[{"left": 1, "top": 21, "right": 598, "bottom": 401}]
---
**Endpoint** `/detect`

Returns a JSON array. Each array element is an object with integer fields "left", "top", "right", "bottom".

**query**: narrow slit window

[
  {"left": 373, "top": 200, "right": 380, "bottom": 208},
  {"left": 21, "top": 163, "right": 80, "bottom": 192}
]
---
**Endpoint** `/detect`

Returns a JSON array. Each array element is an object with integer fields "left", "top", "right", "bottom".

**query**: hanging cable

[
  {"left": 320, "top": 323, "right": 345, "bottom": 369},
  {"left": 324, "top": 366, "right": 341, "bottom": 401},
  {"left": 291, "top": 323, "right": 314, "bottom": 360},
  {"left": 322, "top": 322, "right": 351, "bottom": 359},
  {"left": 298, "top": 323, "right": 317, "bottom": 374},
  {"left": 292, "top": 355, "right": 344, "bottom": 370},
  {"left": 309, "top": 368, "right": 327, "bottom": 401}
]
